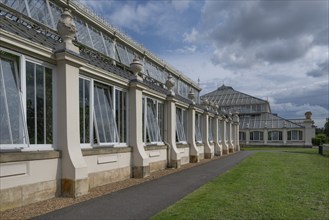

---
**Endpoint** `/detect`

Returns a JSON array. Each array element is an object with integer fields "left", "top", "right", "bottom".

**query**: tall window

[
  {"left": 195, "top": 113, "right": 202, "bottom": 143},
  {"left": 288, "top": 130, "right": 303, "bottom": 141},
  {"left": 250, "top": 131, "right": 264, "bottom": 141},
  {"left": 268, "top": 131, "right": 282, "bottom": 141},
  {"left": 79, "top": 78, "right": 90, "bottom": 144},
  {"left": 79, "top": 77, "right": 127, "bottom": 146},
  {"left": 0, "top": 56, "right": 27, "bottom": 145},
  {"left": 26, "top": 61, "right": 53, "bottom": 144},
  {"left": 218, "top": 121, "right": 222, "bottom": 142},
  {"left": 239, "top": 132, "right": 246, "bottom": 141},
  {"left": 0, "top": 52, "right": 54, "bottom": 149},
  {"left": 208, "top": 117, "right": 213, "bottom": 142},
  {"left": 176, "top": 107, "right": 187, "bottom": 142},
  {"left": 142, "top": 97, "right": 164, "bottom": 144}
]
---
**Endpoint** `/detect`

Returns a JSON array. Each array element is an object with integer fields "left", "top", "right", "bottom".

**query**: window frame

[
  {"left": 176, "top": 107, "right": 187, "bottom": 143},
  {"left": 79, "top": 75, "right": 128, "bottom": 148},
  {"left": 250, "top": 131, "right": 264, "bottom": 141},
  {"left": 142, "top": 96, "right": 164, "bottom": 145},
  {"left": 268, "top": 130, "right": 283, "bottom": 141},
  {"left": 287, "top": 130, "right": 303, "bottom": 141},
  {"left": 195, "top": 113, "right": 202, "bottom": 143},
  {"left": 0, "top": 48, "right": 56, "bottom": 151}
]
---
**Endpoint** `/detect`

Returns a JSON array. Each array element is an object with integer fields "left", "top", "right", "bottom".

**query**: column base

[
  {"left": 133, "top": 166, "right": 150, "bottom": 178},
  {"left": 189, "top": 155, "right": 200, "bottom": 163},
  {"left": 61, "top": 178, "right": 89, "bottom": 198},
  {"left": 204, "top": 153, "right": 214, "bottom": 159},
  {"left": 170, "top": 159, "right": 181, "bottom": 169},
  {"left": 214, "top": 151, "right": 222, "bottom": 156}
]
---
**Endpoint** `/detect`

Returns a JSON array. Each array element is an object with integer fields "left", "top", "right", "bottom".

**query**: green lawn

[{"left": 152, "top": 149, "right": 329, "bottom": 220}]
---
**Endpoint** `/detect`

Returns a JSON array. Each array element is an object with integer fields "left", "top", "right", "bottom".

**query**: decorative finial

[
  {"left": 305, "top": 111, "right": 312, "bottom": 120},
  {"left": 57, "top": 8, "right": 76, "bottom": 45},
  {"left": 130, "top": 56, "right": 143, "bottom": 76},
  {"left": 188, "top": 87, "right": 195, "bottom": 103},
  {"left": 165, "top": 74, "right": 175, "bottom": 95}
]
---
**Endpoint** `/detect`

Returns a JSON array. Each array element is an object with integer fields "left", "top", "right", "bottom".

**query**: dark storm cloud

[
  {"left": 201, "top": 0, "right": 329, "bottom": 66},
  {"left": 306, "top": 60, "right": 329, "bottom": 78},
  {"left": 273, "top": 85, "right": 329, "bottom": 110}
]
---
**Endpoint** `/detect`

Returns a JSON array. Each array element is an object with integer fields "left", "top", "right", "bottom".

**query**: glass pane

[
  {"left": 36, "top": 64, "right": 44, "bottom": 144},
  {"left": 45, "top": 67, "right": 52, "bottom": 144},
  {"left": 94, "top": 83, "right": 118, "bottom": 144},
  {"left": 3, "top": 0, "right": 29, "bottom": 16},
  {"left": 176, "top": 108, "right": 186, "bottom": 142},
  {"left": 0, "top": 58, "right": 26, "bottom": 144},
  {"left": 26, "top": 61, "right": 35, "bottom": 144},
  {"left": 79, "top": 78, "right": 90, "bottom": 144},
  {"left": 158, "top": 102, "right": 164, "bottom": 141},
  {"left": 28, "top": 0, "right": 53, "bottom": 27},
  {"left": 103, "top": 35, "right": 117, "bottom": 60},
  {"left": 116, "top": 43, "right": 130, "bottom": 66},
  {"left": 115, "top": 90, "right": 127, "bottom": 143},
  {"left": 89, "top": 26, "right": 106, "bottom": 55},
  {"left": 195, "top": 114, "right": 202, "bottom": 142},
  {"left": 49, "top": 1, "right": 62, "bottom": 27},
  {"left": 146, "top": 98, "right": 162, "bottom": 143},
  {"left": 75, "top": 17, "right": 93, "bottom": 48}
]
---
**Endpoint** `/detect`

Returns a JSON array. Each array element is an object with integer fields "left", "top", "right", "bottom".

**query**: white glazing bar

[
  {"left": 0, "top": 59, "right": 13, "bottom": 143},
  {"left": 24, "top": 0, "right": 31, "bottom": 17},
  {"left": 45, "top": 0, "right": 55, "bottom": 29},
  {"left": 43, "top": 67, "right": 46, "bottom": 143},
  {"left": 86, "top": 23, "right": 95, "bottom": 49}
]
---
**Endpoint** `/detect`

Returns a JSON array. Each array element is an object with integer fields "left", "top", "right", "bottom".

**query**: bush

[{"left": 312, "top": 134, "right": 329, "bottom": 146}]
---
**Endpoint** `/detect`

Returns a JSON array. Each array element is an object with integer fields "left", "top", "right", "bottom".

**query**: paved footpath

[{"left": 33, "top": 151, "right": 253, "bottom": 220}]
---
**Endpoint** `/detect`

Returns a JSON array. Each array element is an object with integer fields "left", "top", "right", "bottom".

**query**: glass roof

[
  {"left": 202, "top": 85, "right": 268, "bottom": 107},
  {"left": 239, "top": 113, "right": 303, "bottom": 129}
]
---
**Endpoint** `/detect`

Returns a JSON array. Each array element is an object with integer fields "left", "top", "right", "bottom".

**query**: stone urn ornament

[
  {"left": 57, "top": 8, "right": 77, "bottom": 45},
  {"left": 165, "top": 74, "right": 175, "bottom": 93},
  {"left": 305, "top": 111, "right": 312, "bottom": 120},
  {"left": 130, "top": 57, "right": 143, "bottom": 76},
  {"left": 188, "top": 87, "right": 195, "bottom": 102}
]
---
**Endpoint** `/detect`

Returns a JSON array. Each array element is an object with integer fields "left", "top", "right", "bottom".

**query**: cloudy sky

[{"left": 80, "top": 0, "right": 328, "bottom": 127}]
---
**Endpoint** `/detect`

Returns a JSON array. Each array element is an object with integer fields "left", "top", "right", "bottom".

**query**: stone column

[
  {"left": 227, "top": 118, "right": 234, "bottom": 153},
  {"left": 213, "top": 116, "right": 222, "bottom": 156},
  {"left": 246, "top": 129, "right": 250, "bottom": 145},
  {"left": 304, "top": 111, "right": 315, "bottom": 147},
  {"left": 165, "top": 96, "right": 181, "bottom": 168},
  {"left": 56, "top": 8, "right": 88, "bottom": 197},
  {"left": 203, "top": 111, "right": 214, "bottom": 158},
  {"left": 129, "top": 80, "right": 150, "bottom": 178},
  {"left": 187, "top": 105, "right": 200, "bottom": 163},
  {"left": 283, "top": 128, "right": 287, "bottom": 144},
  {"left": 220, "top": 116, "right": 229, "bottom": 155},
  {"left": 264, "top": 128, "right": 268, "bottom": 145}
]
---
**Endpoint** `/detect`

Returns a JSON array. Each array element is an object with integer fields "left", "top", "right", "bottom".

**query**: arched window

[
  {"left": 250, "top": 131, "right": 264, "bottom": 141},
  {"left": 268, "top": 131, "right": 283, "bottom": 141},
  {"left": 239, "top": 132, "right": 246, "bottom": 141},
  {"left": 288, "top": 130, "right": 303, "bottom": 141}
]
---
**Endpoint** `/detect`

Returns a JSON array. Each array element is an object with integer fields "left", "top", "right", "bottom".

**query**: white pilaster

[
  {"left": 187, "top": 105, "right": 200, "bottom": 163},
  {"left": 202, "top": 112, "right": 214, "bottom": 158},
  {"left": 129, "top": 81, "right": 150, "bottom": 177},
  {"left": 165, "top": 96, "right": 181, "bottom": 168},
  {"left": 56, "top": 51, "right": 89, "bottom": 197},
  {"left": 213, "top": 116, "right": 222, "bottom": 156},
  {"left": 220, "top": 117, "right": 229, "bottom": 154}
]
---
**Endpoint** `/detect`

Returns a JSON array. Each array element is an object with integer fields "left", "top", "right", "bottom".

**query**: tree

[{"left": 324, "top": 118, "right": 329, "bottom": 138}]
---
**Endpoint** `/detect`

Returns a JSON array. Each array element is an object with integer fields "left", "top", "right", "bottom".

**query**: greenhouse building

[
  {"left": 0, "top": 0, "right": 240, "bottom": 211},
  {"left": 201, "top": 85, "right": 315, "bottom": 147}
]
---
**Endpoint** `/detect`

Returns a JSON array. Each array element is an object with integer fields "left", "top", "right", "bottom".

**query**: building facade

[
  {"left": 0, "top": 0, "right": 240, "bottom": 211},
  {"left": 201, "top": 85, "right": 315, "bottom": 148}
]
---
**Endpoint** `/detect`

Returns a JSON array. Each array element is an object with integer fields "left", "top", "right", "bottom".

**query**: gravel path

[{"left": 1, "top": 156, "right": 229, "bottom": 220}]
